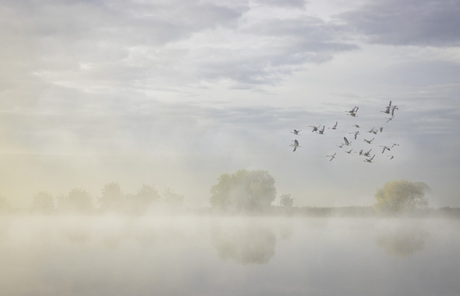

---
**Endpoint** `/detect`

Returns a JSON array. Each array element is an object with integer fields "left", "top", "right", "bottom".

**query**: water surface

[{"left": 1, "top": 216, "right": 459, "bottom": 296}]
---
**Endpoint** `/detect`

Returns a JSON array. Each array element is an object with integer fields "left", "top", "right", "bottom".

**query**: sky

[{"left": 1, "top": 0, "right": 460, "bottom": 208}]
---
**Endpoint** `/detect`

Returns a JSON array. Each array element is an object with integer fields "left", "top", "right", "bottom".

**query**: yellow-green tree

[
  {"left": 210, "top": 170, "right": 276, "bottom": 213},
  {"left": 374, "top": 180, "right": 430, "bottom": 214}
]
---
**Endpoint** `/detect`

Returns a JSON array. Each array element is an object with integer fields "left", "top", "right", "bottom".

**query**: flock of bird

[{"left": 289, "top": 100, "right": 400, "bottom": 164}]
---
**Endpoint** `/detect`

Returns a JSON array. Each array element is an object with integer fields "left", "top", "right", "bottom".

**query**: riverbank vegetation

[{"left": 1, "top": 170, "right": 459, "bottom": 218}]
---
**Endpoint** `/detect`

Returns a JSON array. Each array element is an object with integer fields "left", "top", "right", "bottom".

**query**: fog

[
  {"left": 1, "top": 215, "right": 459, "bottom": 296},
  {"left": 2, "top": 0, "right": 460, "bottom": 294}
]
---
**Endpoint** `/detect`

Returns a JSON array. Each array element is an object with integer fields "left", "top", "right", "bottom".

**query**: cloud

[
  {"left": 2, "top": 0, "right": 360, "bottom": 90},
  {"left": 340, "top": 0, "right": 460, "bottom": 47},
  {"left": 183, "top": 16, "right": 357, "bottom": 87},
  {"left": 252, "top": 0, "right": 306, "bottom": 9}
]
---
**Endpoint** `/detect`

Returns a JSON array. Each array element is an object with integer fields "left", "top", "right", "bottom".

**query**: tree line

[
  {"left": 0, "top": 183, "right": 184, "bottom": 216},
  {"left": 0, "top": 169, "right": 438, "bottom": 216}
]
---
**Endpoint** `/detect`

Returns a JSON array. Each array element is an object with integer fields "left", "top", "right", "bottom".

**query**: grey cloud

[
  {"left": 3, "top": 0, "right": 359, "bottom": 88},
  {"left": 10, "top": 0, "right": 246, "bottom": 46},
  {"left": 252, "top": 0, "right": 306, "bottom": 8},
  {"left": 4, "top": 0, "right": 248, "bottom": 75},
  {"left": 194, "top": 17, "right": 357, "bottom": 86},
  {"left": 340, "top": 0, "right": 460, "bottom": 47}
]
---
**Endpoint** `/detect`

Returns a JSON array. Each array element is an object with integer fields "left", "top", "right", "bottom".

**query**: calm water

[{"left": 1, "top": 215, "right": 459, "bottom": 296}]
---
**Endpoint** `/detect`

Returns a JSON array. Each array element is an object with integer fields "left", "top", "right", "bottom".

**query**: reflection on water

[
  {"left": 375, "top": 220, "right": 428, "bottom": 257},
  {"left": 212, "top": 223, "right": 276, "bottom": 264},
  {"left": 0, "top": 216, "right": 459, "bottom": 296}
]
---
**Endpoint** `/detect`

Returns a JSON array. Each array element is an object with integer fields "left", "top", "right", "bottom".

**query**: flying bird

[
  {"left": 385, "top": 116, "right": 394, "bottom": 123},
  {"left": 349, "top": 131, "right": 360, "bottom": 140},
  {"left": 318, "top": 125, "right": 326, "bottom": 135},
  {"left": 391, "top": 105, "right": 398, "bottom": 116},
  {"left": 290, "top": 139, "right": 301, "bottom": 152},
  {"left": 345, "top": 149, "right": 353, "bottom": 154},
  {"left": 363, "top": 149, "right": 372, "bottom": 157},
  {"left": 346, "top": 106, "right": 359, "bottom": 117},
  {"left": 291, "top": 129, "right": 301, "bottom": 135},
  {"left": 326, "top": 153, "right": 336, "bottom": 161},
  {"left": 343, "top": 137, "right": 351, "bottom": 146},
  {"left": 382, "top": 100, "right": 392, "bottom": 114},
  {"left": 364, "top": 155, "right": 375, "bottom": 163},
  {"left": 329, "top": 122, "right": 338, "bottom": 130},
  {"left": 309, "top": 125, "right": 320, "bottom": 132},
  {"left": 380, "top": 145, "right": 391, "bottom": 154},
  {"left": 387, "top": 155, "right": 395, "bottom": 160},
  {"left": 364, "top": 138, "right": 375, "bottom": 144}
]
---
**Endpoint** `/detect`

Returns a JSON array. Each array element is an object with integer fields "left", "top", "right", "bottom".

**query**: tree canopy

[
  {"left": 374, "top": 180, "right": 430, "bottom": 214},
  {"left": 58, "top": 188, "right": 94, "bottom": 214},
  {"left": 280, "top": 194, "right": 294, "bottom": 207},
  {"left": 99, "top": 182, "right": 125, "bottom": 213},
  {"left": 210, "top": 169, "right": 276, "bottom": 213}
]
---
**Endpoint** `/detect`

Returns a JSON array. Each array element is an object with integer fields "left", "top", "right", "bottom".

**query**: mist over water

[{"left": 1, "top": 215, "right": 459, "bottom": 296}]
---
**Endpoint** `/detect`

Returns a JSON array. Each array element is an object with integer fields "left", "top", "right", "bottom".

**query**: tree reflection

[
  {"left": 375, "top": 220, "right": 429, "bottom": 257},
  {"left": 212, "top": 224, "right": 276, "bottom": 265}
]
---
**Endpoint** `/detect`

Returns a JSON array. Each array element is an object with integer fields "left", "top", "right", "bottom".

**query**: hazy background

[{"left": 1, "top": 0, "right": 460, "bottom": 208}]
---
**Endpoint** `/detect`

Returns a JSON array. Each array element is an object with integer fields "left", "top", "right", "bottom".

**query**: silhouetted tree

[
  {"left": 58, "top": 188, "right": 94, "bottom": 214},
  {"left": 162, "top": 187, "right": 184, "bottom": 208},
  {"left": 99, "top": 182, "right": 124, "bottom": 213},
  {"left": 31, "top": 191, "right": 55, "bottom": 215},
  {"left": 280, "top": 194, "right": 294, "bottom": 207},
  {"left": 129, "top": 184, "right": 159, "bottom": 215},
  {"left": 374, "top": 180, "right": 430, "bottom": 214},
  {"left": 210, "top": 170, "right": 276, "bottom": 213}
]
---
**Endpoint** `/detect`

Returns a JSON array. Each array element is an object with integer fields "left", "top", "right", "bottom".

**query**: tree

[
  {"left": 99, "top": 182, "right": 124, "bottom": 213},
  {"left": 162, "top": 187, "right": 184, "bottom": 208},
  {"left": 58, "top": 188, "right": 94, "bottom": 214},
  {"left": 374, "top": 180, "right": 430, "bottom": 214},
  {"left": 128, "top": 184, "right": 160, "bottom": 215},
  {"left": 31, "top": 191, "right": 55, "bottom": 215},
  {"left": 210, "top": 169, "right": 276, "bottom": 213},
  {"left": 280, "top": 194, "right": 294, "bottom": 207}
]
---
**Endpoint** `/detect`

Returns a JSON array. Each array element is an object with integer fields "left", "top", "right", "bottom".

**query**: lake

[{"left": 1, "top": 215, "right": 459, "bottom": 296}]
